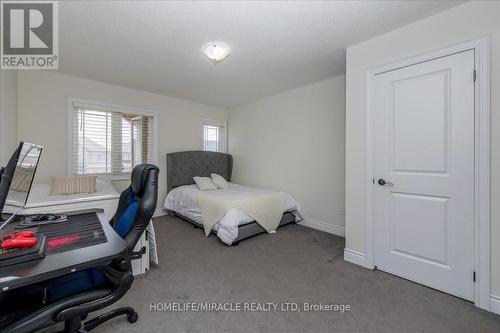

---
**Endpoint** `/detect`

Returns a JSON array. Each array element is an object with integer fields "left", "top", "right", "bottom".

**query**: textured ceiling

[{"left": 58, "top": 1, "right": 463, "bottom": 108}]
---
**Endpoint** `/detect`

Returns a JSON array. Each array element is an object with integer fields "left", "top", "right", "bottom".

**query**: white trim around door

[{"left": 363, "top": 36, "right": 491, "bottom": 311}]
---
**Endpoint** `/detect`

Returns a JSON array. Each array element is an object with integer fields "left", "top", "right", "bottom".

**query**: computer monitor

[{"left": 0, "top": 142, "right": 43, "bottom": 226}]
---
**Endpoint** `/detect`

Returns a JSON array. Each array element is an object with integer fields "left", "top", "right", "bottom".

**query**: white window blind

[
  {"left": 203, "top": 120, "right": 226, "bottom": 153},
  {"left": 71, "top": 103, "right": 154, "bottom": 176}
]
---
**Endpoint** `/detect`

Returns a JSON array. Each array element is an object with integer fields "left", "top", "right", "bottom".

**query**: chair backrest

[{"left": 110, "top": 164, "right": 159, "bottom": 251}]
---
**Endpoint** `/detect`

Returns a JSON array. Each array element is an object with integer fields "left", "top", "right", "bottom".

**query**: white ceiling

[{"left": 58, "top": 1, "right": 463, "bottom": 108}]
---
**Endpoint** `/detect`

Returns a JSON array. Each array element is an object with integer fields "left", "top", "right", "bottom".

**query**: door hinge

[
  {"left": 473, "top": 271, "right": 476, "bottom": 282},
  {"left": 473, "top": 69, "right": 477, "bottom": 82},
  {"left": 372, "top": 178, "right": 375, "bottom": 184}
]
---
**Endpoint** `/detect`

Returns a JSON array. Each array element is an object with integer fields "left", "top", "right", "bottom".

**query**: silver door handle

[{"left": 378, "top": 179, "right": 394, "bottom": 186}]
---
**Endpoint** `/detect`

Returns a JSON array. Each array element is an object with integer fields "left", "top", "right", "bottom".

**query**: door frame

[{"left": 364, "top": 36, "right": 491, "bottom": 310}]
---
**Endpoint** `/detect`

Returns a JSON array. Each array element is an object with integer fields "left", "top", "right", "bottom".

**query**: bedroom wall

[
  {"left": 228, "top": 76, "right": 346, "bottom": 235},
  {"left": 0, "top": 70, "right": 19, "bottom": 166},
  {"left": 17, "top": 71, "right": 228, "bottom": 211},
  {"left": 344, "top": 1, "right": 500, "bottom": 297}
]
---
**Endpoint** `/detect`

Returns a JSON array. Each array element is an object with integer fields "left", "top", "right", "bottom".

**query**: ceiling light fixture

[{"left": 202, "top": 42, "right": 230, "bottom": 64}]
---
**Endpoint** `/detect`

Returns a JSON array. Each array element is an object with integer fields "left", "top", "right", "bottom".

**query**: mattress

[{"left": 164, "top": 183, "right": 303, "bottom": 245}]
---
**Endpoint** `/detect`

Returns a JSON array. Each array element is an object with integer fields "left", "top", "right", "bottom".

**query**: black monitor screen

[{"left": 0, "top": 142, "right": 43, "bottom": 215}]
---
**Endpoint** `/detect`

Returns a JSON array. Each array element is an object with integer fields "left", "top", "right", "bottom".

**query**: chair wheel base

[
  {"left": 83, "top": 307, "right": 137, "bottom": 331},
  {"left": 127, "top": 312, "right": 138, "bottom": 323}
]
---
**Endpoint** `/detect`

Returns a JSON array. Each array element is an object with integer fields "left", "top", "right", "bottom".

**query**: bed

[{"left": 164, "top": 151, "right": 303, "bottom": 245}]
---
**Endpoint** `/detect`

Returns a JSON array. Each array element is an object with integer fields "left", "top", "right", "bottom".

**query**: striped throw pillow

[{"left": 50, "top": 175, "right": 97, "bottom": 195}]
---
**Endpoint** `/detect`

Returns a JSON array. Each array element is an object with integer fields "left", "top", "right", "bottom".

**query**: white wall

[
  {"left": 0, "top": 70, "right": 19, "bottom": 165},
  {"left": 229, "top": 76, "right": 345, "bottom": 234},
  {"left": 345, "top": 1, "right": 500, "bottom": 296},
  {"left": 18, "top": 71, "right": 228, "bottom": 210}
]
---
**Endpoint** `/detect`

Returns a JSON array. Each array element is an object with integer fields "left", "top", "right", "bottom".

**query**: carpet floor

[{"left": 93, "top": 215, "right": 500, "bottom": 333}]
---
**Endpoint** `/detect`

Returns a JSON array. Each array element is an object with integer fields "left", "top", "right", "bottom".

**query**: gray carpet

[{"left": 94, "top": 216, "right": 500, "bottom": 333}]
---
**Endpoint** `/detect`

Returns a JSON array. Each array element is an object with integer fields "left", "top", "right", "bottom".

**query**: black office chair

[{"left": 0, "top": 164, "right": 159, "bottom": 333}]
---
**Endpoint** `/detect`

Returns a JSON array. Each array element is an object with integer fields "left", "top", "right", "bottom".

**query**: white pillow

[
  {"left": 193, "top": 176, "right": 217, "bottom": 191},
  {"left": 211, "top": 173, "right": 228, "bottom": 189}
]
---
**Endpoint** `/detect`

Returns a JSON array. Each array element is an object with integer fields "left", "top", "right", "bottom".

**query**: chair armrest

[
  {"left": 114, "top": 246, "right": 146, "bottom": 271},
  {"left": 130, "top": 246, "right": 146, "bottom": 260},
  {"left": 55, "top": 266, "right": 134, "bottom": 322}
]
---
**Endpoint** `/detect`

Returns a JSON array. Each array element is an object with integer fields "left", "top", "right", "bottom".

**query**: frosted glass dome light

[{"left": 202, "top": 42, "right": 230, "bottom": 64}]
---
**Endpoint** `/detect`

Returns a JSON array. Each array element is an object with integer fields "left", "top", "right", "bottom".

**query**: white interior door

[{"left": 373, "top": 50, "right": 475, "bottom": 301}]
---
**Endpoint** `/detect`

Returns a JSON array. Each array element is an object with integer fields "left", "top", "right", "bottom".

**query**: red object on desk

[
  {"left": 2, "top": 231, "right": 35, "bottom": 240},
  {"left": 47, "top": 235, "right": 81, "bottom": 250},
  {"left": 1, "top": 231, "right": 38, "bottom": 250},
  {"left": 2, "top": 237, "right": 38, "bottom": 250}
]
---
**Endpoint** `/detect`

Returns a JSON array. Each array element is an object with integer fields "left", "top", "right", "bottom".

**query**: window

[
  {"left": 69, "top": 101, "right": 156, "bottom": 178},
  {"left": 203, "top": 119, "right": 227, "bottom": 153}
]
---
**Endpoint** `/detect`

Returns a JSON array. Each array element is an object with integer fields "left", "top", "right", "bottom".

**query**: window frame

[
  {"left": 67, "top": 97, "right": 158, "bottom": 181},
  {"left": 202, "top": 119, "right": 228, "bottom": 153}
]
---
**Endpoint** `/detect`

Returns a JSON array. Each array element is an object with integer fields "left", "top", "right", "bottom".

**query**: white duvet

[{"left": 164, "top": 183, "right": 303, "bottom": 245}]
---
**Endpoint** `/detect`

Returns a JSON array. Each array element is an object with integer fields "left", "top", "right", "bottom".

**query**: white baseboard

[
  {"left": 344, "top": 248, "right": 366, "bottom": 267},
  {"left": 297, "top": 218, "right": 345, "bottom": 237},
  {"left": 491, "top": 295, "right": 500, "bottom": 315},
  {"left": 153, "top": 208, "right": 167, "bottom": 218}
]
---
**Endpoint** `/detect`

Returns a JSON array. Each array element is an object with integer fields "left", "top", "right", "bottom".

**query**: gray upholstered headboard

[{"left": 166, "top": 151, "right": 233, "bottom": 193}]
